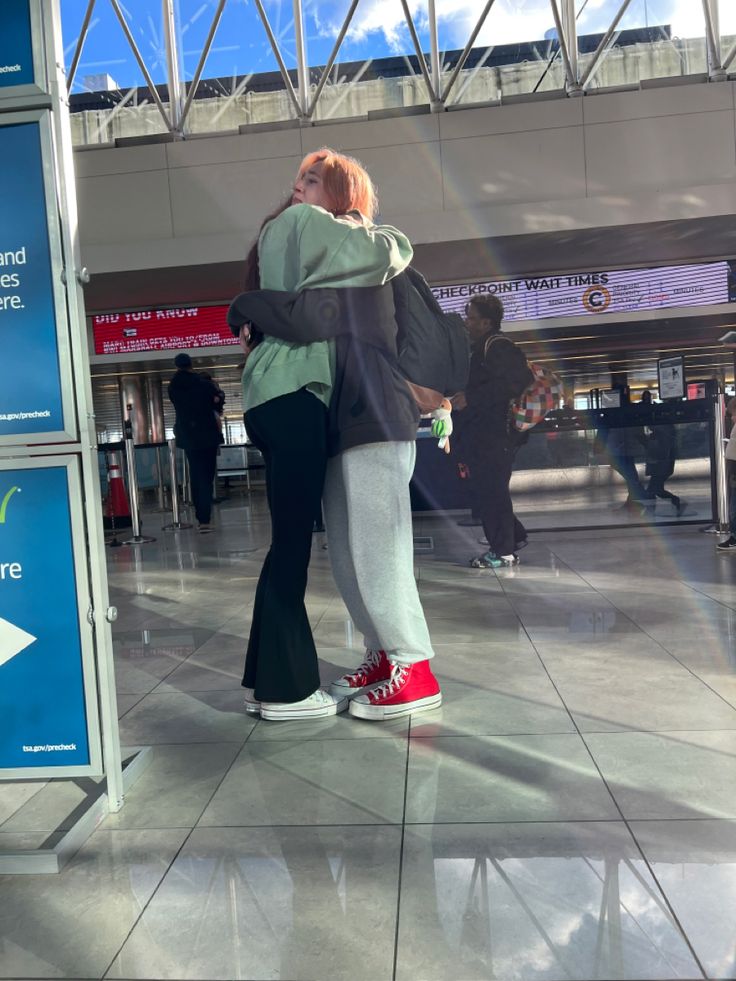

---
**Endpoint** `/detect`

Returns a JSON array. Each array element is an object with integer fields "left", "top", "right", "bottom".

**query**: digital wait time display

[
  {"left": 92, "top": 304, "right": 234, "bottom": 355},
  {"left": 432, "top": 260, "right": 736, "bottom": 321},
  {"left": 92, "top": 259, "right": 736, "bottom": 358}
]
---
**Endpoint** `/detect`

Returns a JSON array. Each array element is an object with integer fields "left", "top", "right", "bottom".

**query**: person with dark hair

[
  {"left": 167, "top": 353, "right": 222, "bottom": 533},
  {"left": 639, "top": 389, "right": 685, "bottom": 514},
  {"left": 454, "top": 295, "right": 532, "bottom": 568}
]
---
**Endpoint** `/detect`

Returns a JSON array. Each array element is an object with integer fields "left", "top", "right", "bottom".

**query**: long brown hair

[{"left": 243, "top": 197, "right": 292, "bottom": 291}]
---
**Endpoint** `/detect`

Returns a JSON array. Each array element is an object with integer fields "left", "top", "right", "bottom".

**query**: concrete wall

[{"left": 75, "top": 78, "right": 736, "bottom": 284}]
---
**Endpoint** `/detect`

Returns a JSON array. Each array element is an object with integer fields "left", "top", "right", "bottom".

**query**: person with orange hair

[
  {"left": 237, "top": 148, "right": 418, "bottom": 721},
  {"left": 231, "top": 148, "right": 442, "bottom": 723}
]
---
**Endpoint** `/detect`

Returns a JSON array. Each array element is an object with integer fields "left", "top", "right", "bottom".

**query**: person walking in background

[
  {"left": 454, "top": 295, "right": 532, "bottom": 569},
  {"left": 639, "top": 389, "right": 685, "bottom": 515},
  {"left": 167, "top": 353, "right": 222, "bottom": 533},
  {"left": 229, "top": 147, "right": 442, "bottom": 722}
]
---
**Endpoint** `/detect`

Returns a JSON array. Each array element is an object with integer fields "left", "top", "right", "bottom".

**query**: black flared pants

[{"left": 243, "top": 389, "right": 327, "bottom": 703}]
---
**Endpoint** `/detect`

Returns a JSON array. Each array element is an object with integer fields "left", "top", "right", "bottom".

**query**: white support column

[
  {"left": 703, "top": 0, "right": 726, "bottom": 81},
  {"left": 427, "top": 0, "right": 443, "bottom": 111},
  {"left": 162, "top": 0, "right": 184, "bottom": 133},
  {"left": 560, "top": 0, "right": 581, "bottom": 93},
  {"left": 293, "top": 0, "right": 310, "bottom": 117},
  {"left": 46, "top": 0, "right": 125, "bottom": 811},
  {"left": 549, "top": 0, "right": 580, "bottom": 96}
]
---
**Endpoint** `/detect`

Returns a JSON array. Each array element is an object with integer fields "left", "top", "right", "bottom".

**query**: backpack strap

[{"left": 482, "top": 332, "right": 511, "bottom": 359}]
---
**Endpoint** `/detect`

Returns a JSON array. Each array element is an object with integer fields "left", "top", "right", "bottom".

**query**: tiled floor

[{"left": 3, "top": 496, "right": 736, "bottom": 980}]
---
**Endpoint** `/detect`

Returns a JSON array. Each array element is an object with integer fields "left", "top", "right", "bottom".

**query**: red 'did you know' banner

[{"left": 92, "top": 305, "right": 236, "bottom": 355}]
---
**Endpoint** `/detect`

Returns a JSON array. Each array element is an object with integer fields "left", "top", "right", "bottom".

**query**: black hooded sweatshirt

[{"left": 228, "top": 284, "right": 419, "bottom": 457}]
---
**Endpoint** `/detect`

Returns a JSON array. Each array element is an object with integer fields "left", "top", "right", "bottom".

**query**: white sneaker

[
  {"left": 244, "top": 688, "right": 260, "bottom": 716},
  {"left": 261, "top": 688, "right": 348, "bottom": 721}
]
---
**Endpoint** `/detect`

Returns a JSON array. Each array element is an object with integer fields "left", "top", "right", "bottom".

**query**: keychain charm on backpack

[{"left": 430, "top": 398, "right": 453, "bottom": 453}]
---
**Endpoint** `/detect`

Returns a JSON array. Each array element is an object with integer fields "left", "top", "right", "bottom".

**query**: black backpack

[{"left": 392, "top": 267, "right": 470, "bottom": 397}]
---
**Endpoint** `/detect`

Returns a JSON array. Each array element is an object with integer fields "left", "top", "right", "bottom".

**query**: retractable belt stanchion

[
  {"left": 182, "top": 453, "right": 193, "bottom": 505},
  {"left": 105, "top": 452, "right": 122, "bottom": 549},
  {"left": 162, "top": 438, "right": 193, "bottom": 531},
  {"left": 154, "top": 444, "right": 168, "bottom": 512},
  {"left": 122, "top": 414, "right": 156, "bottom": 545},
  {"left": 703, "top": 389, "right": 730, "bottom": 535}
]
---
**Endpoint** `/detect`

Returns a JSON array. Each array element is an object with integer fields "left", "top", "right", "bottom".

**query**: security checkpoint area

[{"left": 5, "top": 1, "right": 736, "bottom": 980}]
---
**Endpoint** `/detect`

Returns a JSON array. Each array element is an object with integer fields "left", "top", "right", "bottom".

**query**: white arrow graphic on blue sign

[{"left": 0, "top": 617, "right": 36, "bottom": 668}]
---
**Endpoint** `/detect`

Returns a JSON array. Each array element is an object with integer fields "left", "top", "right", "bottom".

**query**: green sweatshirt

[{"left": 242, "top": 204, "right": 413, "bottom": 413}]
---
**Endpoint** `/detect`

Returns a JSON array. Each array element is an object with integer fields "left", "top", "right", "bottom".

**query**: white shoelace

[{"left": 369, "top": 663, "right": 409, "bottom": 701}]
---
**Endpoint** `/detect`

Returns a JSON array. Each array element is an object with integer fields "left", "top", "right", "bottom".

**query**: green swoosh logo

[{"left": 0, "top": 486, "right": 20, "bottom": 523}]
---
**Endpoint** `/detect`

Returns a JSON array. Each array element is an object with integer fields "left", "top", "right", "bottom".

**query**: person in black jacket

[
  {"left": 229, "top": 278, "right": 442, "bottom": 722},
  {"left": 167, "top": 353, "right": 222, "bottom": 532},
  {"left": 455, "top": 295, "right": 532, "bottom": 568},
  {"left": 639, "top": 390, "right": 684, "bottom": 514}
]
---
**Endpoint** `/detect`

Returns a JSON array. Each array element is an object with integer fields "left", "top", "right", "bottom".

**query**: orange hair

[{"left": 297, "top": 148, "right": 378, "bottom": 219}]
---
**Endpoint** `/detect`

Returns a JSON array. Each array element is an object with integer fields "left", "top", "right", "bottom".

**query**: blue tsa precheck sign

[
  {"left": 0, "top": 113, "right": 76, "bottom": 445},
  {"left": 0, "top": 460, "right": 102, "bottom": 776},
  {"left": 0, "top": 0, "right": 35, "bottom": 92}
]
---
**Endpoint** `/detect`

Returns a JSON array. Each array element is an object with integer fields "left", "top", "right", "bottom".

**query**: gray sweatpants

[{"left": 322, "top": 441, "right": 435, "bottom": 665}]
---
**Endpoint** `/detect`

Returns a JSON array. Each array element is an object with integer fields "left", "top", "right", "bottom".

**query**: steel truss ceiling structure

[{"left": 63, "top": 0, "right": 732, "bottom": 137}]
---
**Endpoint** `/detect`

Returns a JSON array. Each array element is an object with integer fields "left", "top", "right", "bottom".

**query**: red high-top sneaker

[
  {"left": 329, "top": 649, "right": 391, "bottom": 699},
  {"left": 349, "top": 660, "right": 441, "bottom": 720}
]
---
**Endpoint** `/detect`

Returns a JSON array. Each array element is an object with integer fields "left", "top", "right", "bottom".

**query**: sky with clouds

[
  {"left": 313, "top": 0, "right": 736, "bottom": 53},
  {"left": 63, "top": 0, "right": 736, "bottom": 92}
]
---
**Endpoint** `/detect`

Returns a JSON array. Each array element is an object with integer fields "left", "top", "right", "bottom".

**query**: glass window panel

[
  {"left": 577, "top": 0, "right": 707, "bottom": 90},
  {"left": 64, "top": 0, "right": 171, "bottom": 91},
  {"left": 303, "top": 0, "right": 433, "bottom": 123},
  {"left": 720, "top": 0, "right": 736, "bottom": 39},
  {"left": 177, "top": 0, "right": 301, "bottom": 132},
  {"left": 64, "top": 0, "right": 172, "bottom": 146},
  {"left": 440, "top": 1, "right": 563, "bottom": 107}
]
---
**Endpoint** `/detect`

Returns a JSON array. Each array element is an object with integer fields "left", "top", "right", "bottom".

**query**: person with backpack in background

[
  {"left": 167, "top": 353, "right": 222, "bottom": 533},
  {"left": 453, "top": 295, "right": 532, "bottom": 569},
  {"left": 229, "top": 147, "right": 444, "bottom": 722}
]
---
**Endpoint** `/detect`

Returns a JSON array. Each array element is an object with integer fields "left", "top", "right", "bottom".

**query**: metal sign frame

[
  {"left": 658, "top": 354, "right": 686, "bottom": 401},
  {"left": 0, "top": 108, "right": 78, "bottom": 445},
  {"left": 0, "top": 454, "right": 103, "bottom": 779},
  {"left": 0, "top": 0, "right": 124, "bottom": 817}
]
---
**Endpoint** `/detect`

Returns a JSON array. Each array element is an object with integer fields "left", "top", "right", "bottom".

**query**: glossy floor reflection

[{"left": 3, "top": 497, "right": 736, "bottom": 979}]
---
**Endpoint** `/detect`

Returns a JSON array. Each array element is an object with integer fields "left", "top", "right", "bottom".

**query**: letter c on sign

[{"left": 583, "top": 286, "right": 612, "bottom": 313}]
